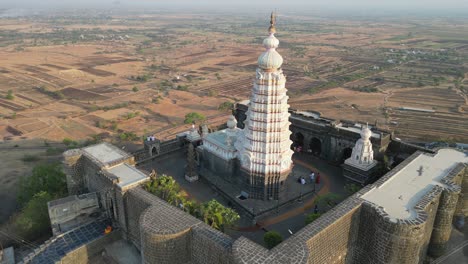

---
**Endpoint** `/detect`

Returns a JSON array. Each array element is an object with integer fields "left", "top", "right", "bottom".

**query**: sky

[{"left": 1, "top": 0, "right": 468, "bottom": 12}]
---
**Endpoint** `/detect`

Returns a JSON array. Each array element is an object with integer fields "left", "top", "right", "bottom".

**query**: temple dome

[
  {"left": 227, "top": 115, "right": 237, "bottom": 129},
  {"left": 258, "top": 49, "right": 283, "bottom": 70},
  {"left": 263, "top": 34, "right": 279, "bottom": 49},
  {"left": 361, "top": 125, "right": 372, "bottom": 140}
]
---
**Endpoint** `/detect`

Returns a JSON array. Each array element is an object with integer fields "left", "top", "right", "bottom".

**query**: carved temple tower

[
  {"left": 343, "top": 124, "right": 378, "bottom": 184},
  {"left": 235, "top": 13, "right": 294, "bottom": 200}
]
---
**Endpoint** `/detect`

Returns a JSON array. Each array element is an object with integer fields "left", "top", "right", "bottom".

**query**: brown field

[{"left": 0, "top": 11, "right": 466, "bottom": 144}]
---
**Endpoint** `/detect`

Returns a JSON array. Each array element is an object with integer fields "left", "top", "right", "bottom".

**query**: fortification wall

[
  {"left": 125, "top": 186, "right": 234, "bottom": 264},
  {"left": 428, "top": 163, "right": 464, "bottom": 257},
  {"left": 455, "top": 165, "right": 468, "bottom": 218},
  {"left": 125, "top": 187, "right": 158, "bottom": 249},
  {"left": 232, "top": 196, "right": 363, "bottom": 264}
]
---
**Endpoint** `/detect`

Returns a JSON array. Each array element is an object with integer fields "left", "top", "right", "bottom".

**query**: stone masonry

[{"left": 58, "top": 141, "right": 467, "bottom": 264}]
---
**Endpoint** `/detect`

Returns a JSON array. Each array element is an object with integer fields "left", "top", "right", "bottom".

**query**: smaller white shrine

[
  {"left": 343, "top": 124, "right": 378, "bottom": 183},
  {"left": 202, "top": 115, "right": 240, "bottom": 161},
  {"left": 186, "top": 124, "right": 201, "bottom": 143}
]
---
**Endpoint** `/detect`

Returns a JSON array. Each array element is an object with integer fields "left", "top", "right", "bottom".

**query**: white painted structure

[
  {"left": 186, "top": 124, "right": 201, "bottom": 142},
  {"left": 345, "top": 124, "right": 377, "bottom": 171},
  {"left": 234, "top": 15, "right": 294, "bottom": 176},
  {"left": 202, "top": 116, "right": 240, "bottom": 161}
]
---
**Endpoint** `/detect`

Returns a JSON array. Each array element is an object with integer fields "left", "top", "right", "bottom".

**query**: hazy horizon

[{"left": 2, "top": 0, "right": 468, "bottom": 12}]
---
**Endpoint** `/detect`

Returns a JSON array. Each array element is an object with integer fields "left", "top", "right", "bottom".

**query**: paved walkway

[{"left": 235, "top": 153, "right": 340, "bottom": 232}]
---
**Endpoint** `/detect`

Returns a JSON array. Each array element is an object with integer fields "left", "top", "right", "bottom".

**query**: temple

[
  {"left": 199, "top": 13, "right": 294, "bottom": 201},
  {"left": 343, "top": 124, "right": 379, "bottom": 184}
]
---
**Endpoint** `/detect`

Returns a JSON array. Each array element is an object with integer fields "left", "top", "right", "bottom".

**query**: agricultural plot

[{"left": 0, "top": 11, "right": 466, "bottom": 144}]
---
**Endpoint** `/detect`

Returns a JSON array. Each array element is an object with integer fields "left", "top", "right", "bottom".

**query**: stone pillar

[{"left": 428, "top": 188, "right": 461, "bottom": 257}]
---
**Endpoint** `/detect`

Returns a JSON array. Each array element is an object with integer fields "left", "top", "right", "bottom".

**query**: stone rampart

[
  {"left": 124, "top": 186, "right": 234, "bottom": 264},
  {"left": 428, "top": 163, "right": 464, "bottom": 257}
]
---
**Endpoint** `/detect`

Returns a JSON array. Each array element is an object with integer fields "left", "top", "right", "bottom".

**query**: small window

[
  {"left": 364, "top": 157, "right": 367, "bottom": 162},
  {"left": 356, "top": 155, "right": 359, "bottom": 160}
]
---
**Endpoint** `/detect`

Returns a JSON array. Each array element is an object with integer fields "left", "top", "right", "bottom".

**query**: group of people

[
  {"left": 297, "top": 171, "right": 321, "bottom": 185},
  {"left": 293, "top": 145, "right": 303, "bottom": 153},
  {"left": 146, "top": 135, "right": 156, "bottom": 142}
]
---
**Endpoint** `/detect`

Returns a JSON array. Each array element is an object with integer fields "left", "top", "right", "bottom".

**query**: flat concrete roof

[
  {"left": 107, "top": 163, "right": 149, "bottom": 189},
  {"left": 362, "top": 148, "right": 468, "bottom": 220},
  {"left": 83, "top": 143, "right": 129, "bottom": 166}
]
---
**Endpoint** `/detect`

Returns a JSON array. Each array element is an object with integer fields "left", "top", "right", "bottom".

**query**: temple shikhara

[{"left": 199, "top": 13, "right": 293, "bottom": 201}]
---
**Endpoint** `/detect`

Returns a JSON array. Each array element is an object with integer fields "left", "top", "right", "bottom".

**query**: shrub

[
  {"left": 218, "top": 101, "right": 234, "bottom": 112},
  {"left": 305, "top": 213, "right": 321, "bottom": 225},
  {"left": 145, "top": 175, "right": 239, "bottom": 232},
  {"left": 22, "top": 154, "right": 40, "bottom": 162},
  {"left": 184, "top": 112, "right": 206, "bottom": 124},
  {"left": 6, "top": 90, "right": 14, "bottom": 100},
  {"left": 62, "top": 138, "right": 78, "bottom": 147},
  {"left": 264, "top": 231, "right": 283, "bottom": 249}
]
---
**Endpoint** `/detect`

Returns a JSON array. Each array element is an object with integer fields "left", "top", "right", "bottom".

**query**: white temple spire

[{"left": 235, "top": 13, "right": 294, "bottom": 199}]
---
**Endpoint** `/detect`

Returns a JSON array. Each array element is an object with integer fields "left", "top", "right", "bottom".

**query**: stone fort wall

[
  {"left": 62, "top": 146, "right": 467, "bottom": 264},
  {"left": 124, "top": 187, "right": 234, "bottom": 264}
]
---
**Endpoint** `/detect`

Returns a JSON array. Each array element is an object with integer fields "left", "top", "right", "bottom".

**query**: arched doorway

[
  {"left": 291, "top": 132, "right": 305, "bottom": 150},
  {"left": 342, "top": 147, "right": 353, "bottom": 163},
  {"left": 151, "top": 146, "right": 158, "bottom": 156},
  {"left": 309, "top": 138, "right": 322, "bottom": 156}
]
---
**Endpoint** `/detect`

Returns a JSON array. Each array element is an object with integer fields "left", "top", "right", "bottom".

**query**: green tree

[
  {"left": 145, "top": 175, "right": 185, "bottom": 207},
  {"left": 305, "top": 213, "right": 321, "bottom": 225},
  {"left": 263, "top": 231, "right": 283, "bottom": 249},
  {"left": 62, "top": 138, "right": 77, "bottom": 147},
  {"left": 18, "top": 163, "right": 67, "bottom": 206},
  {"left": 201, "top": 199, "right": 240, "bottom": 231},
  {"left": 183, "top": 199, "right": 201, "bottom": 218},
  {"left": 218, "top": 101, "right": 234, "bottom": 112},
  {"left": 132, "top": 86, "right": 139, "bottom": 92},
  {"left": 184, "top": 112, "right": 206, "bottom": 124},
  {"left": 6, "top": 90, "right": 14, "bottom": 100},
  {"left": 15, "top": 191, "right": 54, "bottom": 240}
]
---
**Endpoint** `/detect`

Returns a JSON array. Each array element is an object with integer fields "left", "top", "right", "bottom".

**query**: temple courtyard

[{"left": 138, "top": 150, "right": 350, "bottom": 244}]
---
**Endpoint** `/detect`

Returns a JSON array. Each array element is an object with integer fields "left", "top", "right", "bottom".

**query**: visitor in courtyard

[
  {"left": 314, "top": 205, "right": 319, "bottom": 214},
  {"left": 309, "top": 171, "right": 315, "bottom": 183},
  {"left": 301, "top": 177, "right": 306, "bottom": 185},
  {"left": 316, "top": 173, "right": 321, "bottom": 184}
]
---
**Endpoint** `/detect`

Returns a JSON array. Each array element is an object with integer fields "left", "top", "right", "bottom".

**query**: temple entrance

[
  {"left": 291, "top": 132, "right": 304, "bottom": 150},
  {"left": 151, "top": 146, "right": 158, "bottom": 156},
  {"left": 342, "top": 147, "right": 353, "bottom": 163},
  {"left": 309, "top": 138, "right": 322, "bottom": 156}
]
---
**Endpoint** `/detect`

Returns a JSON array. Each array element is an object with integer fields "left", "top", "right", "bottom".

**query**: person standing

[
  {"left": 314, "top": 204, "right": 319, "bottom": 214},
  {"left": 309, "top": 171, "right": 315, "bottom": 184},
  {"left": 316, "top": 173, "right": 321, "bottom": 184}
]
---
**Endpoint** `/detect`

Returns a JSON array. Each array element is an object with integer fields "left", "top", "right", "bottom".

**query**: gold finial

[{"left": 268, "top": 12, "right": 276, "bottom": 34}]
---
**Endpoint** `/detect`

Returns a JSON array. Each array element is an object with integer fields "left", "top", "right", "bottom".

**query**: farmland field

[{"left": 0, "top": 9, "right": 466, "bottom": 144}]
